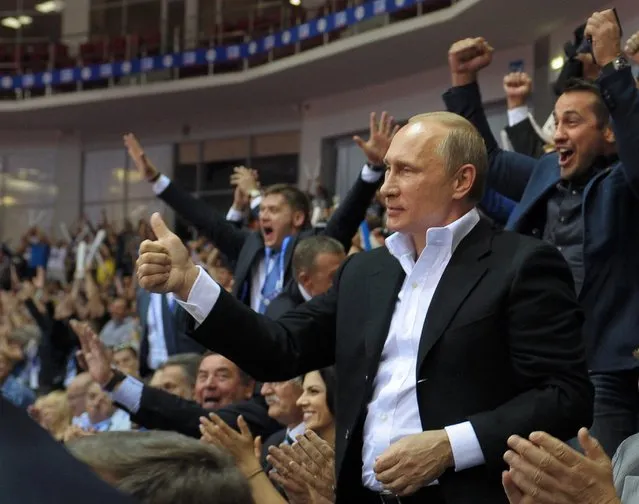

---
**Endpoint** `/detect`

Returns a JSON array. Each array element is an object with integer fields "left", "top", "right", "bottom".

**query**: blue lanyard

[{"left": 263, "top": 235, "right": 291, "bottom": 297}]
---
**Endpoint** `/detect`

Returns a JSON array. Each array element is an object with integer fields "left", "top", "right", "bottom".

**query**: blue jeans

[{"left": 586, "top": 371, "right": 639, "bottom": 457}]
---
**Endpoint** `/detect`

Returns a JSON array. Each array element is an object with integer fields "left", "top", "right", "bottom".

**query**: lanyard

[{"left": 262, "top": 235, "right": 291, "bottom": 300}]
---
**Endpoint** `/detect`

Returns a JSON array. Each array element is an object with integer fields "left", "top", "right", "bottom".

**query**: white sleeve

[
  {"left": 175, "top": 266, "right": 221, "bottom": 324},
  {"left": 444, "top": 421, "right": 486, "bottom": 472},
  {"left": 226, "top": 207, "right": 244, "bottom": 222},
  {"left": 507, "top": 106, "right": 529, "bottom": 127},
  {"left": 152, "top": 175, "right": 171, "bottom": 195},
  {"left": 361, "top": 164, "right": 384, "bottom": 183},
  {"left": 250, "top": 195, "right": 262, "bottom": 210},
  {"left": 109, "top": 376, "right": 144, "bottom": 414}
]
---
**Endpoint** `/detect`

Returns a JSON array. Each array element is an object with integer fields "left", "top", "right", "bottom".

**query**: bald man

[{"left": 137, "top": 112, "right": 593, "bottom": 504}]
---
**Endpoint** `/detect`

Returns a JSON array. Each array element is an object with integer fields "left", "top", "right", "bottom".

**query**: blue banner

[{"left": 1, "top": 0, "right": 428, "bottom": 91}]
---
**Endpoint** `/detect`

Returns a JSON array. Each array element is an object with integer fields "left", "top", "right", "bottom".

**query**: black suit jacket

[
  {"left": 188, "top": 218, "right": 593, "bottom": 504},
  {"left": 265, "top": 279, "right": 306, "bottom": 320},
  {"left": 119, "top": 384, "right": 282, "bottom": 440},
  {"left": 157, "top": 174, "right": 379, "bottom": 305},
  {"left": 0, "top": 397, "right": 136, "bottom": 504},
  {"left": 504, "top": 117, "right": 546, "bottom": 159}
]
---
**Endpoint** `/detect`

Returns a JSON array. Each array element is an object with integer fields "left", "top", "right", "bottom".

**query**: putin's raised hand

[{"left": 136, "top": 213, "right": 199, "bottom": 300}]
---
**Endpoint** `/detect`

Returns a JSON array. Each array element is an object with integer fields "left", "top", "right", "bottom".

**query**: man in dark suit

[
  {"left": 0, "top": 396, "right": 136, "bottom": 504},
  {"left": 266, "top": 235, "right": 345, "bottom": 320},
  {"left": 124, "top": 116, "right": 392, "bottom": 314},
  {"left": 444, "top": 10, "right": 639, "bottom": 456},
  {"left": 136, "top": 288, "right": 204, "bottom": 377},
  {"left": 137, "top": 110, "right": 593, "bottom": 504},
  {"left": 70, "top": 320, "right": 281, "bottom": 440}
]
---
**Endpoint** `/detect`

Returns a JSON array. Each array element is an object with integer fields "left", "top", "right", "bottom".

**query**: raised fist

[
  {"left": 503, "top": 72, "right": 532, "bottom": 109},
  {"left": 449, "top": 37, "right": 494, "bottom": 83}
]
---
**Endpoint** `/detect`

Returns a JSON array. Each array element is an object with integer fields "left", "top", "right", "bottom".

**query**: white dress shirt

[
  {"left": 507, "top": 105, "right": 529, "bottom": 127},
  {"left": 361, "top": 208, "right": 484, "bottom": 490},
  {"left": 154, "top": 166, "right": 383, "bottom": 313},
  {"left": 146, "top": 293, "right": 173, "bottom": 370}
]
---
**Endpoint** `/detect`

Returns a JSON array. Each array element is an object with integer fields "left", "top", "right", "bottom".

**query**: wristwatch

[
  {"left": 102, "top": 369, "right": 126, "bottom": 392},
  {"left": 602, "top": 54, "right": 630, "bottom": 75},
  {"left": 148, "top": 172, "right": 161, "bottom": 183}
]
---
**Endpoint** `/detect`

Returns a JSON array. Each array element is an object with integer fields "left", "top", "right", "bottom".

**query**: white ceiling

[{"left": 3, "top": 0, "right": 608, "bottom": 133}]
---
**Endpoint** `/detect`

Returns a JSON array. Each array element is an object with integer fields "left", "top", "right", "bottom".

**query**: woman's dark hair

[{"left": 317, "top": 366, "right": 336, "bottom": 416}]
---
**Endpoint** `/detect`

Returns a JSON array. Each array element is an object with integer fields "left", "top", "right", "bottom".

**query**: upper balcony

[{"left": 0, "top": 0, "right": 452, "bottom": 100}]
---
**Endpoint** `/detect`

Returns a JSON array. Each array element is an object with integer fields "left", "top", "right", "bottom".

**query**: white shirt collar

[
  {"left": 298, "top": 283, "right": 312, "bottom": 302},
  {"left": 385, "top": 208, "right": 481, "bottom": 265}
]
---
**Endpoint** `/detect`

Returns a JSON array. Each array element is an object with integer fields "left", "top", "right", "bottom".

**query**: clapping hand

[{"left": 69, "top": 320, "right": 113, "bottom": 387}]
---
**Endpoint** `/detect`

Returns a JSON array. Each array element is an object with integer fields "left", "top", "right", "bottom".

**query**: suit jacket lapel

[
  {"left": 232, "top": 233, "right": 263, "bottom": 300},
  {"left": 364, "top": 251, "right": 405, "bottom": 375},
  {"left": 416, "top": 220, "right": 494, "bottom": 371}
]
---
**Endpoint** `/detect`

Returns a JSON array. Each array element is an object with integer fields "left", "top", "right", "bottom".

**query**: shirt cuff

[
  {"left": 250, "top": 195, "right": 262, "bottom": 210},
  {"left": 175, "top": 265, "right": 221, "bottom": 324},
  {"left": 226, "top": 207, "right": 244, "bottom": 222},
  {"left": 110, "top": 375, "right": 144, "bottom": 414},
  {"left": 444, "top": 421, "right": 486, "bottom": 472},
  {"left": 152, "top": 174, "right": 171, "bottom": 195},
  {"left": 507, "top": 106, "right": 529, "bottom": 127},
  {"left": 361, "top": 164, "right": 384, "bottom": 183}
]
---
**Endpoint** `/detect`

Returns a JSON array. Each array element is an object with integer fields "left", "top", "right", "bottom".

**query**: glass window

[
  {"left": 83, "top": 201, "right": 126, "bottom": 229},
  {"left": 126, "top": 0, "right": 161, "bottom": 37},
  {"left": 83, "top": 149, "right": 126, "bottom": 203},
  {"left": 201, "top": 159, "right": 246, "bottom": 192},
  {"left": 250, "top": 154, "right": 299, "bottom": 187},
  {"left": 126, "top": 197, "right": 170, "bottom": 226},
  {"left": 90, "top": 2, "right": 124, "bottom": 37},
  {"left": 3, "top": 150, "right": 57, "bottom": 206},
  {"left": 0, "top": 204, "right": 55, "bottom": 245}
]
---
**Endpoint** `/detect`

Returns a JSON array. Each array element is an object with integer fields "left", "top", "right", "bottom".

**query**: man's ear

[
  {"left": 603, "top": 124, "right": 616, "bottom": 145},
  {"left": 292, "top": 211, "right": 306, "bottom": 229},
  {"left": 296, "top": 269, "right": 309, "bottom": 289}
]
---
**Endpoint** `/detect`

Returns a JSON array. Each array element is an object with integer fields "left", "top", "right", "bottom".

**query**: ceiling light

[
  {"left": 1, "top": 17, "right": 21, "bottom": 29},
  {"left": 551, "top": 56, "right": 564, "bottom": 71},
  {"left": 290, "top": 0, "right": 301, "bottom": 5},
  {"left": 18, "top": 15, "right": 32, "bottom": 25},
  {"left": 35, "top": 1, "right": 65, "bottom": 14}
]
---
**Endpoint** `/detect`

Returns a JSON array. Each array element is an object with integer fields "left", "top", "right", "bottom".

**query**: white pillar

[
  {"left": 61, "top": 0, "right": 90, "bottom": 56},
  {"left": 184, "top": 0, "right": 199, "bottom": 49}
]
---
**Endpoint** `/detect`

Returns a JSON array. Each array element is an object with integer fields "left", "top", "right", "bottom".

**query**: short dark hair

[
  {"left": 202, "top": 351, "right": 254, "bottom": 387},
  {"left": 158, "top": 353, "right": 203, "bottom": 390},
  {"left": 262, "top": 184, "right": 311, "bottom": 228},
  {"left": 562, "top": 78, "right": 610, "bottom": 129},
  {"left": 67, "top": 431, "right": 254, "bottom": 504},
  {"left": 292, "top": 236, "right": 345, "bottom": 277}
]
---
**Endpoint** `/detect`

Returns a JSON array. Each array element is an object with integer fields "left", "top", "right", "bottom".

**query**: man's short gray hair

[
  {"left": 66, "top": 430, "right": 254, "bottom": 504},
  {"left": 408, "top": 111, "right": 488, "bottom": 202},
  {"left": 292, "top": 235, "right": 345, "bottom": 277},
  {"left": 157, "top": 353, "right": 203, "bottom": 390}
]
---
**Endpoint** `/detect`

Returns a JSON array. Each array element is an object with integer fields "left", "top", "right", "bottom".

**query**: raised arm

[
  {"left": 589, "top": 14, "right": 639, "bottom": 198},
  {"left": 124, "top": 133, "right": 250, "bottom": 262},
  {"left": 443, "top": 38, "right": 538, "bottom": 201},
  {"left": 322, "top": 111, "right": 396, "bottom": 250},
  {"left": 136, "top": 213, "right": 339, "bottom": 381}
]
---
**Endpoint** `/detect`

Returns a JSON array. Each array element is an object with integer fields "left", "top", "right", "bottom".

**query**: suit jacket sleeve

[
  {"left": 157, "top": 180, "right": 250, "bottom": 261},
  {"left": 189, "top": 259, "right": 351, "bottom": 382},
  {"left": 442, "top": 82, "right": 537, "bottom": 201},
  {"left": 598, "top": 66, "right": 639, "bottom": 198},
  {"left": 126, "top": 385, "right": 282, "bottom": 439},
  {"left": 321, "top": 174, "right": 382, "bottom": 252},
  {"left": 468, "top": 242, "right": 593, "bottom": 476},
  {"left": 504, "top": 117, "right": 546, "bottom": 159},
  {"left": 478, "top": 188, "right": 516, "bottom": 225}
]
